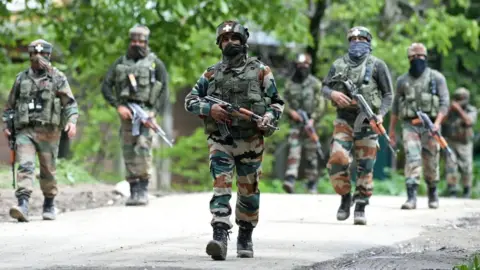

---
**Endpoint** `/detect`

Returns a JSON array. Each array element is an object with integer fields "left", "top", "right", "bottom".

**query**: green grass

[{"left": 454, "top": 254, "right": 480, "bottom": 270}]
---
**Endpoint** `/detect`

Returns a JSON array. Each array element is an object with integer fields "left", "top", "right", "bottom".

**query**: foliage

[{"left": 454, "top": 254, "right": 480, "bottom": 270}]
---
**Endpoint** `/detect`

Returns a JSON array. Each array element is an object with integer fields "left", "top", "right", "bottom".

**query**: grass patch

[{"left": 454, "top": 254, "right": 480, "bottom": 270}]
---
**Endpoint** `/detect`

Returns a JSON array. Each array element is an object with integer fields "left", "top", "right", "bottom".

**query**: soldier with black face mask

[{"left": 101, "top": 25, "right": 169, "bottom": 206}]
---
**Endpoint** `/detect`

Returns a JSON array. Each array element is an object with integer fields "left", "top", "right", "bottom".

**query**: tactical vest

[
  {"left": 15, "top": 69, "right": 63, "bottom": 127},
  {"left": 203, "top": 57, "right": 269, "bottom": 138},
  {"left": 114, "top": 53, "right": 163, "bottom": 106},
  {"left": 398, "top": 68, "right": 439, "bottom": 119},
  {"left": 329, "top": 54, "right": 381, "bottom": 112},
  {"left": 285, "top": 75, "right": 318, "bottom": 114},
  {"left": 442, "top": 105, "right": 476, "bottom": 143}
]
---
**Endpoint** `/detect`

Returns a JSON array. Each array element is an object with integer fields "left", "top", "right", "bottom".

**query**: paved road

[{"left": 1, "top": 193, "right": 479, "bottom": 270}]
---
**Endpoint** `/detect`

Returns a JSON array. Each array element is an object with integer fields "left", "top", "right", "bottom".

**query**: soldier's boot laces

[
  {"left": 447, "top": 184, "right": 457, "bottom": 198},
  {"left": 125, "top": 181, "right": 140, "bottom": 206},
  {"left": 282, "top": 176, "right": 295, "bottom": 194},
  {"left": 401, "top": 184, "right": 417, "bottom": 210},
  {"left": 42, "top": 197, "right": 56, "bottom": 220},
  {"left": 336, "top": 193, "right": 352, "bottom": 221},
  {"left": 463, "top": 186, "right": 471, "bottom": 199},
  {"left": 206, "top": 223, "right": 230, "bottom": 260},
  {"left": 428, "top": 185, "right": 439, "bottom": 209},
  {"left": 9, "top": 196, "right": 29, "bottom": 222},
  {"left": 353, "top": 202, "right": 367, "bottom": 225},
  {"left": 306, "top": 180, "right": 318, "bottom": 194},
  {"left": 237, "top": 227, "right": 254, "bottom": 258},
  {"left": 136, "top": 180, "right": 149, "bottom": 206}
]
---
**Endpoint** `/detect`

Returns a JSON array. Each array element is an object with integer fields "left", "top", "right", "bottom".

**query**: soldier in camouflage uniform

[
  {"left": 282, "top": 53, "right": 325, "bottom": 194},
  {"left": 442, "top": 87, "right": 477, "bottom": 198},
  {"left": 389, "top": 43, "right": 450, "bottom": 209},
  {"left": 101, "top": 25, "right": 169, "bottom": 206},
  {"left": 184, "top": 20, "right": 284, "bottom": 260},
  {"left": 2, "top": 39, "right": 79, "bottom": 222},
  {"left": 322, "top": 26, "right": 394, "bottom": 225}
]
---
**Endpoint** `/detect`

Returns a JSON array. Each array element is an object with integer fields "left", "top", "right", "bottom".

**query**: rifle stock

[
  {"left": 298, "top": 110, "right": 325, "bottom": 159},
  {"left": 416, "top": 111, "right": 454, "bottom": 158},
  {"left": 5, "top": 109, "right": 16, "bottom": 189},
  {"left": 127, "top": 103, "right": 174, "bottom": 148}
]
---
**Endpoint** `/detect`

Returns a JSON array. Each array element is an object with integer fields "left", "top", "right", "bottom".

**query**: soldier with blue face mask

[{"left": 321, "top": 26, "right": 394, "bottom": 225}]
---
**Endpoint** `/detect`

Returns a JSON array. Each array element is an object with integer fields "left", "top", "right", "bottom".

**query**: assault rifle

[
  {"left": 297, "top": 109, "right": 325, "bottom": 159},
  {"left": 5, "top": 109, "right": 16, "bottom": 189},
  {"left": 330, "top": 77, "right": 397, "bottom": 157},
  {"left": 413, "top": 111, "right": 455, "bottom": 159},
  {"left": 127, "top": 103, "right": 174, "bottom": 147},
  {"left": 204, "top": 95, "right": 280, "bottom": 132}
]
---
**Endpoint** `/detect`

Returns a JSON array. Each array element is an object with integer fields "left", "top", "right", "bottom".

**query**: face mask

[
  {"left": 348, "top": 41, "right": 371, "bottom": 61},
  {"left": 408, "top": 58, "right": 427, "bottom": 78},
  {"left": 292, "top": 67, "right": 310, "bottom": 82},
  {"left": 127, "top": 45, "right": 148, "bottom": 59},
  {"left": 30, "top": 54, "right": 51, "bottom": 72},
  {"left": 222, "top": 43, "right": 243, "bottom": 57}
]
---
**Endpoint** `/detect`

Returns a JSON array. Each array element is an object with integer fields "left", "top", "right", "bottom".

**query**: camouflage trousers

[
  {"left": 14, "top": 125, "right": 61, "bottom": 199},
  {"left": 445, "top": 140, "right": 473, "bottom": 187},
  {"left": 120, "top": 116, "right": 153, "bottom": 183},
  {"left": 285, "top": 127, "right": 318, "bottom": 180},
  {"left": 327, "top": 118, "right": 378, "bottom": 203},
  {"left": 207, "top": 133, "right": 264, "bottom": 229}
]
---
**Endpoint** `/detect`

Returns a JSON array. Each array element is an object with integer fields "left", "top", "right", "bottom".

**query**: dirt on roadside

[{"left": 298, "top": 213, "right": 480, "bottom": 270}]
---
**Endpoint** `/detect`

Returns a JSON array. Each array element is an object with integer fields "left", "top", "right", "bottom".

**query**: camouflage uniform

[
  {"left": 283, "top": 53, "right": 325, "bottom": 194},
  {"left": 390, "top": 43, "right": 450, "bottom": 210},
  {"left": 322, "top": 26, "right": 394, "bottom": 225},
  {"left": 101, "top": 25, "right": 169, "bottom": 206},
  {"left": 184, "top": 21, "right": 284, "bottom": 260},
  {"left": 442, "top": 87, "right": 477, "bottom": 198},
  {"left": 2, "top": 39, "right": 79, "bottom": 222}
]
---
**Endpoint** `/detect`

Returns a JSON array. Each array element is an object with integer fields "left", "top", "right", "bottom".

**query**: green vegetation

[{"left": 454, "top": 254, "right": 480, "bottom": 270}]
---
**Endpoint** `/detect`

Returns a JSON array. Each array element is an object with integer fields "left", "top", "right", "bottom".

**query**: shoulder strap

[
  {"left": 429, "top": 69, "right": 437, "bottom": 95},
  {"left": 363, "top": 55, "right": 376, "bottom": 85}
]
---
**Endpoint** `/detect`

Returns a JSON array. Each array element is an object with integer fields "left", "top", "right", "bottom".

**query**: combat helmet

[
  {"left": 407, "top": 43, "right": 427, "bottom": 58},
  {"left": 347, "top": 26, "right": 372, "bottom": 42},
  {"left": 295, "top": 53, "right": 312, "bottom": 65},
  {"left": 129, "top": 24, "right": 150, "bottom": 41},
  {"left": 27, "top": 39, "right": 53, "bottom": 55},
  {"left": 215, "top": 20, "right": 249, "bottom": 47},
  {"left": 453, "top": 87, "right": 470, "bottom": 102}
]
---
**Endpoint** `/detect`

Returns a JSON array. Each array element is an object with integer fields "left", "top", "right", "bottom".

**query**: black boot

[
  {"left": 336, "top": 193, "right": 352, "bottom": 221},
  {"left": 206, "top": 223, "right": 230, "bottom": 260},
  {"left": 305, "top": 179, "right": 318, "bottom": 194},
  {"left": 463, "top": 186, "right": 471, "bottom": 198},
  {"left": 42, "top": 197, "right": 56, "bottom": 220},
  {"left": 447, "top": 184, "right": 457, "bottom": 198},
  {"left": 137, "top": 179, "right": 149, "bottom": 206},
  {"left": 237, "top": 227, "right": 254, "bottom": 258},
  {"left": 428, "top": 185, "right": 439, "bottom": 209},
  {"left": 282, "top": 175, "right": 295, "bottom": 194},
  {"left": 9, "top": 196, "right": 29, "bottom": 222},
  {"left": 401, "top": 184, "right": 417, "bottom": 210},
  {"left": 353, "top": 202, "right": 367, "bottom": 225},
  {"left": 125, "top": 181, "right": 140, "bottom": 206}
]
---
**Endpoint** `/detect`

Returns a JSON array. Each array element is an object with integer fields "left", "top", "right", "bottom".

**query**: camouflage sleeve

[
  {"left": 434, "top": 71, "right": 450, "bottom": 115},
  {"left": 56, "top": 72, "right": 79, "bottom": 125},
  {"left": 311, "top": 78, "right": 325, "bottom": 121},
  {"left": 2, "top": 75, "right": 21, "bottom": 128},
  {"left": 391, "top": 76, "right": 405, "bottom": 116},
  {"left": 154, "top": 57, "right": 169, "bottom": 114},
  {"left": 467, "top": 106, "right": 478, "bottom": 126},
  {"left": 101, "top": 57, "right": 122, "bottom": 108},
  {"left": 184, "top": 67, "right": 215, "bottom": 117},
  {"left": 259, "top": 64, "right": 284, "bottom": 120},
  {"left": 372, "top": 59, "right": 394, "bottom": 117},
  {"left": 321, "top": 65, "right": 336, "bottom": 100}
]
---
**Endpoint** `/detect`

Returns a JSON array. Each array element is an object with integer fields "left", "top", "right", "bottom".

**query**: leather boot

[
  {"left": 401, "top": 184, "right": 417, "bottom": 210},
  {"left": 447, "top": 184, "right": 457, "bottom": 198},
  {"left": 125, "top": 180, "right": 140, "bottom": 206},
  {"left": 305, "top": 179, "right": 318, "bottom": 194},
  {"left": 137, "top": 179, "right": 149, "bottom": 206},
  {"left": 9, "top": 196, "right": 29, "bottom": 222},
  {"left": 206, "top": 223, "right": 230, "bottom": 260},
  {"left": 336, "top": 193, "right": 352, "bottom": 221},
  {"left": 42, "top": 197, "right": 56, "bottom": 220},
  {"left": 237, "top": 226, "right": 254, "bottom": 258},
  {"left": 463, "top": 186, "right": 471, "bottom": 198},
  {"left": 353, "top": 202, "right": 367, "bottom": 225},
  {"left": 282, "top": 175, "right": 295, "bottom": 194},
  {"left": 428, "top": 185, "right": 439, "bottom": 209}
]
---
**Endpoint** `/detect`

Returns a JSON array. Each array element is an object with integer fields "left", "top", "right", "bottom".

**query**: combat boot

[
  {"left": 282, "top": 175, "right": 295, "bottom": 194},
  {"left": 42, "top": 197, "right": 56, "bottom": 220},
  {"left": 428, "top": 185, "right": 439, "bottom": 209},
  {"left": 447, "top": 184, "right": 457, "bottom": 198},
  {"left": 401, "top": 184, "right": 417, "bottom": 210},
  {"left": 353, "top": 202, "right": 367, "bottom": 225},
  {"left": 305, "top": 179, "right": 318, "bottom": 194},
  {"left": 9, "top": 195, "right": 29, "bottom": 222},
  {"left": 336, "top": 193, "right": 352, "bottom": 221},
  {"left": 237, "top": 226, "right": 254, "bottom": 258},
  {"left": 125, "top": 180, "right": 140, "bottom": 206},
  {"left": 136, "top": 179, "right": 149, "bottom": 206},
  {"left": 206, "top": 223, "right": 230, "bottom": 260},
  {"left": 463, "top": 186, "right": 471, "bottom": 198}
]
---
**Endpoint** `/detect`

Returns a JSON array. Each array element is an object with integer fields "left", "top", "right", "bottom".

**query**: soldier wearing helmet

[
  {"left": 2, "top": 39, "right": 79, "bottom": 222},
  {"left": 389, "top": 42, "right": 450, "bottom": 210},
  {"left": 321, "top": 26, "right": 394, "bottom": 225},
  {"left": 185, "top": 20, "right": 284, "bottom": 260},
  {"left": 282, "top": 53, "right": 325, "bottom": 194},
  {"left": 101, "top": 24, "right": 169, "bottom": 206},
  {"left": 442, "top": 87, "right": 477, "bottom": 198}
]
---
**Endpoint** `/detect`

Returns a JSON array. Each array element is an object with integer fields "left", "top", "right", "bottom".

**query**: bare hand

[
  {"left": 210, "top": 104, "right": 229, "bottom": 123},
  {"left": 257, "top": 113, "right": 274, "bottom": 130},
  {"left": 451, "top": 101, "right": 461, "bottom": 111},
  {"left": 331, "top": 91, "right": 352, "bottom": 108},
  {"left": 142, "top": 117, "right": 157, "bottom": 129},
  {"left": 432, "top": 123, "right": 440, "bottom": 133},
  {"left": 308, "top": 119, "right": 314, "bottom": 126},
  {"left": 369, "top": 115, "right": 383, "bottom": 135},
  {"left": 117, "top": 105, "right": 132, "bottom": 120},
  {"left": 3, "top": 128, "right": 11, "bottom": 138},
  {"left": 64, "top": 123, "right": 77, "bottom": 138},
  {"left": 289, "top": 110, "right": 302, "bottom": 122}
]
